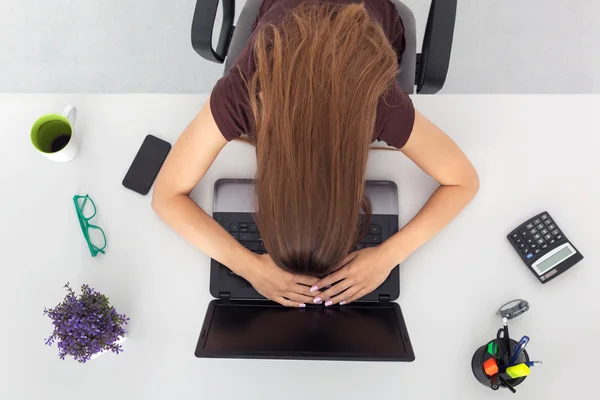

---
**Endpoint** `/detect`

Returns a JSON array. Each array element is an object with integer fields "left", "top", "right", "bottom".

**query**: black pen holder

[{"left": 472, "top": 338, "right": 530, "bottom": 389}]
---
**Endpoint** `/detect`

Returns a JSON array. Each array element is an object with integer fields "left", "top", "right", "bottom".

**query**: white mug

[{"left": 30, "top": 105, "right": 79, "bottom": 162}]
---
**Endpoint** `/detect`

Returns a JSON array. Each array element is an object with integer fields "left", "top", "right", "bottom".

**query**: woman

[{"left": 153, "top": 0, "right": 479, "bottom": 308}]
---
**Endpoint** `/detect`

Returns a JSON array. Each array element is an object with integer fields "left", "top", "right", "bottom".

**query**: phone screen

[{"left": 122, "top": 135, "right": 171, "bottom": 195}]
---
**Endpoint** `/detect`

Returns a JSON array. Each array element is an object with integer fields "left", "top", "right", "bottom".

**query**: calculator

[{"left": 507, "top": 211, "right": 583, "bottom": 283}]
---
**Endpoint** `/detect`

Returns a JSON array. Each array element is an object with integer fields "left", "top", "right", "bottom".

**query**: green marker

[{"left": 487, "top": 342, "right": 498, "bottom": 356}]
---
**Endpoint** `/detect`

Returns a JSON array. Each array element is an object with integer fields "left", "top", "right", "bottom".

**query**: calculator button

[
  {"left": 551, "top": 229, "right": 560, "bottom": 235},
  {"left": 530, "top": 243, "right": 537, "bottom": 249},
  {"left": 230, "top": 233, "right": 239, "bottom": 240},
  {"left": 521, "top": 248, "right": 529, "bottom": 254},
  {"left": 239, "top": 227, "right": 249, "bottom": 233},
  {"left": 544, "top": 219, "right": 552, "bottom": 226},
  {"left": 541, "top": 243, "right": 549, "bottom": 249},
  {"left": 530, "top": 228, "right": 538, "bottom": 234},
  {"left": 547, "top": 224, "right": 556, "bottom": 230},
  {"left": 549, "top": 239, "right": 556, "bottom": 245},
  {"left": 249, "top": 224, "right": 258, "bottom": 233},
  {"left": 556, "top": 234, "right": 563, "bottom": 240},
  {"left": 534, "top": 248, "right": 541, "bottom": 254},
  {"left": 511, "top": 233, "right": 519, "bottom": 239},
  {"left": 526, "top": 253, "right": 533, "bottom": 259},
  {"left": 537, "top": 238, "right": 545, "bottom": 244},
  {"left": 239, "top": 223, "right": 249, "bottom": 228},
  {"left": 520, "top": 230, "right": 529, "bottom": 237},
  {"left": 533, "top": 219, "right": 541, "bottom": 225},
  {"left": 518, "top": 243, "right": 525, "bottom": 249},
  {"left": 526, "top": 239, "right": 534, "bottom": 244},
  {"left": 544, "top": 234, "right": 552, "bottom": 240},
  {"left": 526, "top": 223, "right": 534, "bottom": 230},
  {"left": 540, "top": 229, "right": 548, "bottom": 235},
  {"left": 229, "top": 223, "right": 238, "bottom": 232},
  {"left": 515, "top": 238, "right": 523, "bottom": 244},
  {"left": 536, "top": 224, "right": 544, "bottom": 230},
  {"left": 533, "top": 234, "right": 541, "bottom": 240},
  {"left": 540, "top": 214, "right": 548, "bottom": 220}
]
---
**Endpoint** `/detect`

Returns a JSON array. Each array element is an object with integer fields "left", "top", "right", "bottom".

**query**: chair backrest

[
  {"left": 224, "top": 0, "right": 417, "bottom": 93},
  {"left": 391, "top": 0, "right": 417, "bottom": 94}
]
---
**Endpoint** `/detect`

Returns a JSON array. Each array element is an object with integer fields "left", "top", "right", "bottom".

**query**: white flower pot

[{"left": 89, "top": 336, "right": 128, "bottom": 360}]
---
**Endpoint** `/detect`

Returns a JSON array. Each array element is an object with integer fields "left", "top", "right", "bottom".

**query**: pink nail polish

[
  {"left": 325, "top": 301, "right": 333, "bottom": 307},
  {"left": 298, "top": 303, "right": 306, "bottom": 308},
  {"left": 340, "top": 301, "right": 346, "bottom": 305},
  {"left": 310, "top": 286, "right": 318, "bottom": 293},
  {"left": 313, "top": 297, "right": 322, "bottom": 304}
]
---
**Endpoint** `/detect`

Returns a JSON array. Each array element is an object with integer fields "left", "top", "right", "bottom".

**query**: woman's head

[{"left": 247, "top": 3, "right": 398, "bottom": 276}]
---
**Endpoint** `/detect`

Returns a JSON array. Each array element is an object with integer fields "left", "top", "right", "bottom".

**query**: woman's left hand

[{"left": 310, "top": 247, "right": 397, "bottom": 306}]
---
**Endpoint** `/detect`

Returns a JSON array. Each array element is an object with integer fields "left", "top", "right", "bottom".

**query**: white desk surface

[{"left": 0, "top": 94, "right": 598, "bottom": 400}]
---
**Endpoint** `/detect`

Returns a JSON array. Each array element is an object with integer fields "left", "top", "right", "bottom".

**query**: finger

[
  {"left": 294, "top": 274, "right": 320, "bottom": 287},
  {"left": 325, "top": 286, "right": 361, "bottom": 306},
  {"left": 275, "top": 297, "right": 306, "bottom": 308},
  {"left": 293, "top": 284, "right": 321, "bottom": 297},
  {"left": 340, "top": 288, "right": 369, "bottom": 305},
  {"left": 285, "top": 292, "right": 314, "bottom": 304},
  {"left": 318, "top": 280, "right": 354, "bottom": 304},
  {"left": 311, "top": 267, "right": 349, "bottom": 293}
]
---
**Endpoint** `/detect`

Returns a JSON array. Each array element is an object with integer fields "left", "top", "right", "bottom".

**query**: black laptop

[{"left": 194, "top": 179, "right": 414, "bottom": 362}]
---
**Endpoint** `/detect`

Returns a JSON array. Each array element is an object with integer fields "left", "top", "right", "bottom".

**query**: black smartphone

[{"left": 122, "top": 135, "right": 171, "bottom": 195}]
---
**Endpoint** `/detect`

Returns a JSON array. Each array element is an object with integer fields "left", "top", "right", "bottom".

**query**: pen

[
  {"left": 499, "top": 376, "right": 517, "bottom": 394},
  {"left": 509, "top": 335, "right": 530, "bottom": 365},
  {"left": 490, "top": 374, "right": 500, "bottom": 390},
  {"left": 524, "top": 361, "right": 542, "bottom": 367}
]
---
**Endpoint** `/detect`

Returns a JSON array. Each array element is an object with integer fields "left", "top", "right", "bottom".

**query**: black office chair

[{"left": 192, "top": 0, "right": 457, "bottom": 94}]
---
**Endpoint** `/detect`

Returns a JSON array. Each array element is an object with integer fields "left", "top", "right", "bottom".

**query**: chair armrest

[
  {"left": 416, "top": 0, "right": 457, "bottom": 94},
  {"left": 191, "top": 0, "right": 236, "bottom": 64}
]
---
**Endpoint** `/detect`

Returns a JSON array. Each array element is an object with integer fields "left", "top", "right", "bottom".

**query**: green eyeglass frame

[{"left": 73, "top": 194, "right": 106, "bottom": 257}]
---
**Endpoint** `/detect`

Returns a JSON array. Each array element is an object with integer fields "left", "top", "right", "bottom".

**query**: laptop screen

[{"left": 197, "top": 302, "right": 413, "bottom": 361}]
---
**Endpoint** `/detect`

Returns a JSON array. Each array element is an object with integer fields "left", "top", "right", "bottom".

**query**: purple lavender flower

[{"left": 44, "top": 283, "right": 129, "bottom": 363}]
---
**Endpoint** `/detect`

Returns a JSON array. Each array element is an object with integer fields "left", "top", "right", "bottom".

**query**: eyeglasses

[{"left": 73, "top": 194, "right": 106, "bottom": 257}]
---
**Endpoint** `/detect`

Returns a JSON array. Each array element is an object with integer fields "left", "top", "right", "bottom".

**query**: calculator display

[{"left": 535, "top": 246, "right": 574, "bottom": 274}]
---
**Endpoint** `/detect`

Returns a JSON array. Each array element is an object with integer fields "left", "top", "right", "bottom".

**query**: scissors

[
  {"left": 496, "top": 322, "right": 510, "bottom": 360},
  {"left": 497, "top": 299, "right": 530, "bottom": 320}
]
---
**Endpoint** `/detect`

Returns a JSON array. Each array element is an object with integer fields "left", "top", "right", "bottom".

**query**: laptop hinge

[
  {"left": 219, "top": 292, "right": 231, "bottom": 302},
  {"left": 379, "top": 294, "right": 391, "bottom": 304}
]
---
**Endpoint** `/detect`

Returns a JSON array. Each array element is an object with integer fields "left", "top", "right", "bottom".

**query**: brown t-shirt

[{"left": 210, "top": 0, "right": 415, "bottom": 148}]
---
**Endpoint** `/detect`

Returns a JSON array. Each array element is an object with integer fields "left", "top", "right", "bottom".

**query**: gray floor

[{"left": 1, "top": 0, "right": 599, "bottom": 93}]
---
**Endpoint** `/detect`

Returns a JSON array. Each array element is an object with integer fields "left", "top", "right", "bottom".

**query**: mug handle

[{"left": 62, "top": 105, "right": 77, "bottom": 127}]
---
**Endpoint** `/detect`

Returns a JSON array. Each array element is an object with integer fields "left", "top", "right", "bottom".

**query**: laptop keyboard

[{"left": 228, "top": 222, "right": 383, "bottom": 255}]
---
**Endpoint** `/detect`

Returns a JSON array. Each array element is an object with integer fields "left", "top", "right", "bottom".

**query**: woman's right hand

[{"left": 242, "top": 254, "right": 320, "bottom": 307}]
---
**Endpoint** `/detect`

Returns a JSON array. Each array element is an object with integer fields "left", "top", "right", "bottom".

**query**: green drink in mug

[{"left": 30, "top": 105, "right": 78, "bottom": 162}]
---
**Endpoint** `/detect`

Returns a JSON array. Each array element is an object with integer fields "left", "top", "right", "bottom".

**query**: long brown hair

[{"left": 247, "top": 3, "right": 398, "bottom": 276}]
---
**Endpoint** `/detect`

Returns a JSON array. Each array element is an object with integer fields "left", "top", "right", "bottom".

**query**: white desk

[{"left": 1, "top": 95, "right": 598, "bottom": 400}]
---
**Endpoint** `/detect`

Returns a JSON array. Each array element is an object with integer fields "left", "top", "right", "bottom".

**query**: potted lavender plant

[{"left": 44, "top": 283, "right": 129, "bottom": 363}]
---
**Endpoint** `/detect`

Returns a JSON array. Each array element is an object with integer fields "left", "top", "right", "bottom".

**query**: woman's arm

[
  {"left": 378, "top": 109, "right": 480, "bottom": 265},
  {"left": 152, "top": 99, "right": 255, "bottom": 276},
  {"left": 311, "top": 110, "right": 479, "bottom": 305},
  {"left": 152, "top": 99, "right": 319, "bottom": 307}
]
